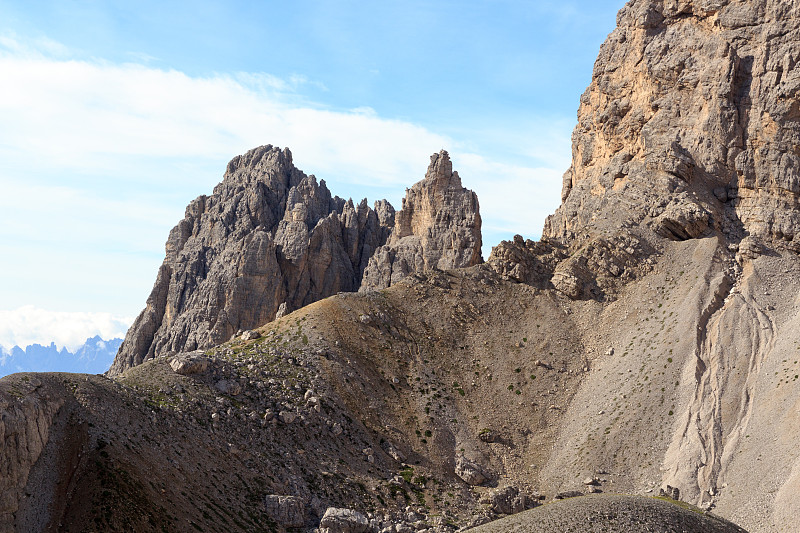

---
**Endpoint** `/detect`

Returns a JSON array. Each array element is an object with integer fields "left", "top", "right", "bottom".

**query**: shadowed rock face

[
  {"left": 111, "top": 147, "right": 482, "bottom": 375},
  {"left": 360, "top": 150, "right": 483, "bottom": 290}
]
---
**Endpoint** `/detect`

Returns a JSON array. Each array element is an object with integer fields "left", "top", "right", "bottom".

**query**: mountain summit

[
  {"left": 4, "top": 1, "right": 800, "bottom": 532},
  {"left": 110, "top": 147, "right": 481, "bottom": 375}
]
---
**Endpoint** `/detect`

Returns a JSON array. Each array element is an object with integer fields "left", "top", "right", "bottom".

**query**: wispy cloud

[
  {"left": 0, "top": 34, "right": 569, "bottom": 315},
  {"left": 0, "top": 35, "right": 451, "bottom": 187},
  {"left": 0, "top": 32, "right": 71, "bottom": 58},
  {"left": 460, "top": 154, "right": 565, "bottom": 242},
  {"left": 0, "top": 306, "right": 132, "bottom": 352}
]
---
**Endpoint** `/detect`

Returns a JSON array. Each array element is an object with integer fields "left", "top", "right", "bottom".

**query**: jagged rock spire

[{"left": 360, "top": 150, "right": 483, "bottom": 290}]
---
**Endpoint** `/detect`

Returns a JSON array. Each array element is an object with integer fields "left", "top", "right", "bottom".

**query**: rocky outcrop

[
  {"left": 263, "top": 495, "right": 306, "bottom": 528},
  {"left": 0, "top": 377, "right": 66, "bottom": 533},
  {"left": 319, "top": 507, "right": 370, "bottom": 533},
  {"left": 488, "top": 485, "right": 538, "bottom": 515},
  {"left": 360, "top": 150, "right": 483, "bottom": 290},
  {"left": 543, "top": 0, "right": 800, "bottom": 251},
  {"left": 491, "top": 0, "right": 800, "bottom": 298},
  {"left": 487, "top": 235, "right": 565, "bottom": 287},
  {"left": 111, "top": 145, "right": 395, "bottom": 375},
  {"left": 454, "top": 456, "right": 489, "bottom": 486},
  {"left": 112, "top": 146, "right": 482, "bottom": 375}
]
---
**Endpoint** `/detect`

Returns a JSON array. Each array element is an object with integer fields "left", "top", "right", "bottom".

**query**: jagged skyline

[{"left": 0, "top": 0, "right": 624, "bottom": 348}]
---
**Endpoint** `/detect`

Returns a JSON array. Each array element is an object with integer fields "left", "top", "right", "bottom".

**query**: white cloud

[
  {"left": 0, "top": 32, "right": 71, "bottom": 58},
  {"left": 0, "top": 34, "right": 571, "bottom": 193},
  {"left": 0, "top": 306, "right": 132, "bottom": 352},
  {"left": 460, "top": 153, "right": 565, "bottom": 237},
  {"left": 0, "top": 40, "right": 450, "bottom": 187},
  {"left": 0, "top": 35, "right": 570, "bottom": 317}
]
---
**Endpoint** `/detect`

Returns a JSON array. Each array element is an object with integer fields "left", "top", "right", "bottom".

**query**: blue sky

[{"left": 0, "top": 0, "right": 625, "bottom": 350}]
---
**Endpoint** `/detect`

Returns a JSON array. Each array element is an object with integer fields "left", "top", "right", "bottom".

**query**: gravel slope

[{"left": 470, "top": 494, "right": 748, "bottom": 533}]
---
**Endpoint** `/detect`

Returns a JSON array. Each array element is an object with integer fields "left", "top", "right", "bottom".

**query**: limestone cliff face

[
  {"left": 360, "top": 151, "right": 483, "bottom": 290},
  {"left": 491, "top": 0, "right": 800, "bottom": 299},
  {"left": 110, "top": 146, "right": 395, "bottom": 374},
  {"left": 543, "top": 0, "right": 800, "bottom": 250},
  {"left": 111, "top": 147, "right": 481, "bottom": 375}
]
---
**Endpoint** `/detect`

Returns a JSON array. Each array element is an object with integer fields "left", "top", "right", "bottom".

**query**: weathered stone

[
  {"left": 542, "top": 0, "right": 800, "bottom": 254},
  {"left": 169, "top": 352, "right": 209, "bottom": 375},
  {"left": 738, "top": 236, "right": 764, "bottom": 261},
  {"left": 361, "top": 150, "right": 482, "bottom": 290},
  {"left": 111, "top": 147, "right": 483, "bottom": 375},
  {"left": 110, "top": 146, "right": 395, "bottom": 375},
  {"left": 0, "top": 378, "right": 66, "bottom": 530},
  {"left": 659, "top": 485, "right": 681, "bottom": 501},
  {"left": 478, "top": 429, "right": 498, "bottom": 443},
  {"left": 263, "top": 495, "right": 305, "bottom": 528},
  {"left": 653, "top": 201, "right": 711, "bottom": 241},
  {"left": 381, "top": 440, "right": 406, "bottom": 463},
  {"left": 554, "top": 491, "right": 584, "bottom": 500},
  {"left": 487, "top": 235, "right": 565, "bottom": 287},
  {"left": 486, "top": 0, "right": 800, "bottom": 307},
  {"left": 489, "top": 486, "right": 537, "bottom": 515},
  {"left": 214, "top": 379, "right": 242, "bottom": 396},
  {"left": 319, "top": 507, "right": 370, "bottom": 533},
  {"left": 278, "top": 410, "right": 296, "bottom": 424},
  {"left": 454, "top": 456, "right": 488, "bottom": 486},
  {"left": 240, "top": 330, "right": 260, "bottom": 341}
]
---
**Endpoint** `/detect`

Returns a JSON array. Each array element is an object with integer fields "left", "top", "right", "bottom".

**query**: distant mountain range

[{"left": 0, "top": 336, "right": 122, "bottom": 377}]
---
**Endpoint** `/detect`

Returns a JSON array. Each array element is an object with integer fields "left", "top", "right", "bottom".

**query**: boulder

[
  {"left": 278, "top": 411, "right": 297, "bottom": 424},
  {"left": 214, "top": 379, "right": 242, "bottom": 396},
  {"left": 263, "top": 495, "right": 305, "bottom": 528},
  {"left": 240, "top": 330, "right": 260, "bottom": 341},
  {"left": 454, "top": 456, "right": 488, "bottom": 486},
  {"left": 489, "top": 486, "right": 537, "bottom": 515},
  {"left": 169, "top": 352, "right": 209, "bottom": 375},
  {"left": 380, "top": 441, "right": 406, "bottom": 463},
  {"left": 554, "top": 491, "right": 584, "bottom": 500},
  {"left": 319, "top": 507, "right": 370, "bottom": 533},
  {"left": 478, "top": 429, "right": 498, "bottom": 443},
  {"left": 659, "top": 485, "right": 681, "bottom": 501}
]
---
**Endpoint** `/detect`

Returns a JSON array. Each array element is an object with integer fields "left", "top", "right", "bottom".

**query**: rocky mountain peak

[
  {"left": 539, "top": 0, "right": 800, "bottom": 253},
  {"left": 110, "top": 147, "right": 481, "bottom": 375},
  {"left": 360, "top": 151, "right": 482, "bottom": 290},
  {"left": 109, "top": 145, "right": 392, "bottom": 375},
  {"left": 423, "top": 149, "right": 461, "bottom": 189}
]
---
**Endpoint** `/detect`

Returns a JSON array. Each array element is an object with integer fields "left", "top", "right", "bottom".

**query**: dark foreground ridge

[{"left": 471, "top": 494, "right": 749, "bottom": 533}]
